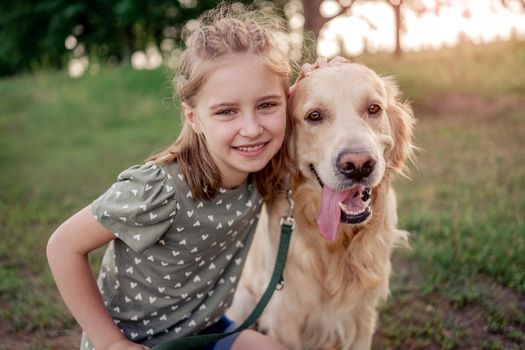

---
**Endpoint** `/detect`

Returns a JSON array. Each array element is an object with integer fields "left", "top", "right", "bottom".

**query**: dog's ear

[{"left": 383, "top": 76, "right": 416, "bottom": 175}]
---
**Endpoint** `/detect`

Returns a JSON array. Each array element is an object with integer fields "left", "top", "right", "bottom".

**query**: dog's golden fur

[{"left": 228, "top": 63, "right": 415, "bottom": 350}]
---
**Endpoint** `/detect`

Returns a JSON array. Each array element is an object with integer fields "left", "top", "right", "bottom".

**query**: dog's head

[{"left": 289, "top": 63, "right": 415, "bottom": 241}]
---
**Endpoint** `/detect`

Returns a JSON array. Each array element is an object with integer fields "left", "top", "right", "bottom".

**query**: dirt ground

[
  {"left": 0, "top": 323, "right": 80, "bottom": 349},
  {"left": 3, "top": 253, "right": 523, "bottom": 349},
  {"left": 373, "top": 254, "right": 525, "bottom": 350}
]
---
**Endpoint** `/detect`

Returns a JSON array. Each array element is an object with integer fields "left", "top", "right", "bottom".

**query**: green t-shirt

[{"left": 81, "top": 162, "right": 262, "bottom": 349}]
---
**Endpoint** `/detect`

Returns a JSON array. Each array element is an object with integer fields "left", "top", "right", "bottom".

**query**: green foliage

[{"left": 0, "top": 0, "right": 251, "bottom": 77}]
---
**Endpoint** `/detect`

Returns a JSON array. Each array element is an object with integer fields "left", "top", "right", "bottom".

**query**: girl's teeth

[{"left": 238, "top": 144, "right": 264, "bottom": 152}]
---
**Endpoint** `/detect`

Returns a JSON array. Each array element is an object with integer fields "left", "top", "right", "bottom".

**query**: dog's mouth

[
  {"left": 339, "top": 186, "right": 371, "bottom": 224},
  {"left": 310, "top": 164, "right": 372, "bottom": 241}
]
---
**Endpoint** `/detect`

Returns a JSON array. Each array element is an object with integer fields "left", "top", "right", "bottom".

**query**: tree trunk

[
  {"left": 392, "top": 1, "right": 402, "bottom": 57},
  {"left": 122, "top": 25, "right": 135, "bottom": 66},
  {"left": 303, "top": 0, "right": 325, "bottom": 40}
]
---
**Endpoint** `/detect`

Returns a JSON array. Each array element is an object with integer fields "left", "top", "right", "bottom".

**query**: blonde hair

[{"left": 148, "top": 4, "right": 293, "bottom": 201}]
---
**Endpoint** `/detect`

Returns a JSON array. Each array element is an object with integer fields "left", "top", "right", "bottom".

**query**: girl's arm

[{"left": 47, "top": 205, "right": 148, "bottom": 350}]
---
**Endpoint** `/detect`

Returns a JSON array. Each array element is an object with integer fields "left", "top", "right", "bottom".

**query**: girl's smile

[{"left": 232, "top": 141, "right": 271, "bottom": 157}]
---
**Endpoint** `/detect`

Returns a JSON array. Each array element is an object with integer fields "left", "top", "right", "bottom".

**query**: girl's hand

[
  {"left": 108, "top": 339, "right": 150, "bottom": 350},
  {"left": 288, "top": 56, "right": 351, "bottom": 96}
]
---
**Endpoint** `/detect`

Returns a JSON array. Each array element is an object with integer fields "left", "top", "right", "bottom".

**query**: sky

[{"left": 317, "top": 0, "right": 525, "bottom": 56}]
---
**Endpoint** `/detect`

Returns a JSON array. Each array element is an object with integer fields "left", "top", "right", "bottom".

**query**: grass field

[{"left": 1, "top": 40, "right": 524, "bottom": 349}]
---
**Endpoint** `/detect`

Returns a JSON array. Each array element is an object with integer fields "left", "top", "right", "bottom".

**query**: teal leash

[{"left": 153, "top": 196, "right": 295, "bottom": 350}]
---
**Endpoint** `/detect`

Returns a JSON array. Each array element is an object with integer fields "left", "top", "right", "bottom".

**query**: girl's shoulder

[
  {"left": 113, "top": 162, "right": 189, "bottom": 199},
  {"left": 109, "top": 162, "right": 181, "bottom": 210},
  {"left": 117, "top": 162, "right": 175, "bottom": 185},
  {"left": 92, "top": 162, "right": 180, "bottom": 252}
]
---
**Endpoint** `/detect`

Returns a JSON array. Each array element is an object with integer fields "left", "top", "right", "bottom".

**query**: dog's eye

[
  {"left": 305, "top": 110, "right": 323, "bottom": 123},
  {"left": 367, "top": 104, "right": 381, "bottom": 116}
]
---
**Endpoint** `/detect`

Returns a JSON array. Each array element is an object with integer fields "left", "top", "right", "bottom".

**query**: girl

[{"left": 46, "top": 5, "right": 291, "bottom": 350}]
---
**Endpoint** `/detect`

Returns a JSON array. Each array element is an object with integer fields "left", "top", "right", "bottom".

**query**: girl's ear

[{"left": 182, "top": 102, "right": 202, "bottom": 133}]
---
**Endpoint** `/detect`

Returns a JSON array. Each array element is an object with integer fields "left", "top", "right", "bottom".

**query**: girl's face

[{"left": 184, "top": 53, "right": 287, "bottom": 189}]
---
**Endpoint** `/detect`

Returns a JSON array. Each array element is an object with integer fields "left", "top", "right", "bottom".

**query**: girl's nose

[{"left": 239, "top": 115, "right": 263, "bottom": 138}]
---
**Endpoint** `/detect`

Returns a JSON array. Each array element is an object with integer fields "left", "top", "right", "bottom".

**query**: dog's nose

[{"left": 337, "top": 150, "right": 376, "bottom": 181}]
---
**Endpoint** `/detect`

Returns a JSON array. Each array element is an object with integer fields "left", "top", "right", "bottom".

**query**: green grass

[
  {"left": 363, "top": 41, "right": 525, "bottom": 349},
  {"left": 373, "top": 107, "right": 525, "bottom": 349},
  {"left": 359, "top": 40, "right": 525, "bottom": 102},
  {"left": 1, "top": 40, "right": 524, "bottom": 348},
  {"left": 396, "top": 110, "right": 525, "bottom": 293},
  {"left": 0, "top": 67, "right": 179, "bottom": 337}
]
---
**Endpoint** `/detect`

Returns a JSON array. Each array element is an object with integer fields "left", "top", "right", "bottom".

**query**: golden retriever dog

[{"left": 228, "top": 63, "right": 415, "bottom": 350}]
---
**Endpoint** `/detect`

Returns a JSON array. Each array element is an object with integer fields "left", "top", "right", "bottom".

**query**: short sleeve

[{"left": 92, "top": 163, "right": 177, "bottom": 253}]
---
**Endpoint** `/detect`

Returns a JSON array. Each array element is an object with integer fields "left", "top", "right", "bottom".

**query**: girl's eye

[
  {"left": 216, "top": 109, "right": 235, "bottom": 116},
  {"left": 258, "top": 102, "right": 276, "bottom": 110},
  {"left": 367, "top": 104, "right": 381, "bottom": 116},
  {"left": 305, "top": 110, "right": 323, "bottom": 123}
]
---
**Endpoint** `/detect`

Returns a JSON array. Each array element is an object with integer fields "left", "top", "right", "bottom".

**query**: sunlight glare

[
  {"left": 319, "top": 1, "right": 395, "bottom": 56},
  {"left": 320, "top": 0, "right": 342, "bottom": 18},
  {"left": 68, "top": 57, "right": 89, "bottom": 79},
  {"left": 318, "top": 0, "right": 525, "bottom": 57},
  {"left": 131, "top": 52, "right": 148, "bottom": 70},
  {"left": 131, "top": 47, "right": 163, "bottom": 70},
  {"left": 65, "top": 35, "right": 77, "bottom": 50}
]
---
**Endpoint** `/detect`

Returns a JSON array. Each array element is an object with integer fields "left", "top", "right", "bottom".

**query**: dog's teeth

[{"left": 338, "top": 202, "right": 366, "bottom": 216}]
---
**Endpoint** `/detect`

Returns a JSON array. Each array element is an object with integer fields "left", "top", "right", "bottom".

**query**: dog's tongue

[{"left": 317, "top": 185, "right": 350, "bottom": 241}]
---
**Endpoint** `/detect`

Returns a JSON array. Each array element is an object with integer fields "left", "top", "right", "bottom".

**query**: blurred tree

[
  {"left": 1, "top": 0, "right": 520, "bottom": 76},
  {"left": 500, "top": 0, "right": 525, "bottom": 9},
  {"left": 301, "top": 0, "right": 457, "bottom": 58},
  {"left": 500, "top": 0, "right": 525, "bottom": 11},
  {"left": 303, "top": 0, "right": 325, "bottom": 40},
  {"left": 0, "top": 0, "right": 77, "bottom": 76},
  {"left": 0, "top": 0, "right": 255, "bottom": 77},
  {"left": 301, "top": 0, "right": 404, "bottom": 56},
  {"left": 303, "top": 0, "right": 353, "bottom": 40}
]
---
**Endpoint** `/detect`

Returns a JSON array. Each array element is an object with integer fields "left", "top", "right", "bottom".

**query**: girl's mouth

[{"left": 233, "top": 141, "right": 270, "bottom": 155}]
